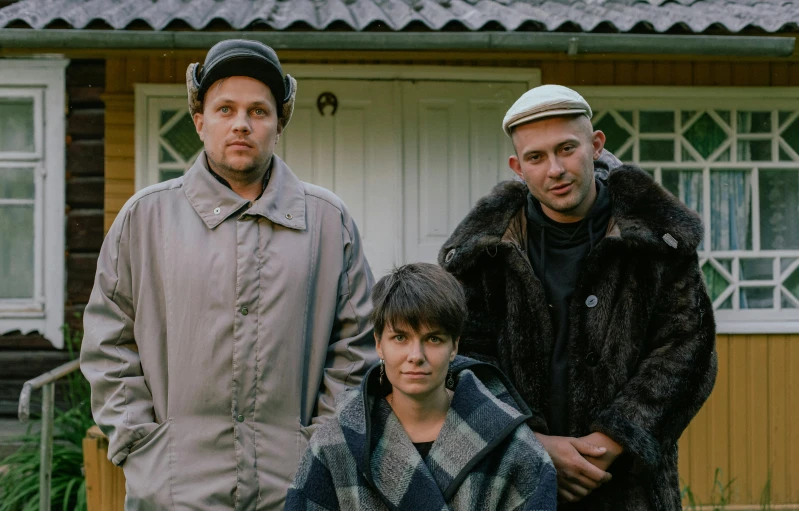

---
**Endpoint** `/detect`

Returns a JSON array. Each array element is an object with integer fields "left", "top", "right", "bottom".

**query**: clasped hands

[{"left": 535, "top": 431, "right": 623, "bottom": 503}]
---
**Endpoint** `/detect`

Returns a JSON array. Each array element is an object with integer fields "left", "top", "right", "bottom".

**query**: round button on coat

[
  {"left": 236, "top": 415, "right": 245, "bottom": 423},
  {"left": 445, "top": 249, "right": 456, "bottom": 263},
  {"left": 585, "top": 351, "right": 601, "bottom": 366},
  {"left": 213, "top": 207, "right": 221, "bottom": 215},
  {"left": 240, "top": 306, "right": 249, "bottom": 316},
  {"left": 585, "top": 295, "right": 598, "bottom": 308}
]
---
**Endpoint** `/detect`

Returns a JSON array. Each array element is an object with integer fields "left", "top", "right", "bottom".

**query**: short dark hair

[{"left": 371, "top": 263, "right": 467, "bottom": 340}]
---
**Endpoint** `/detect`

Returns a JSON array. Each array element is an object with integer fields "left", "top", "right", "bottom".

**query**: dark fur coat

[{"left": 438, "top": 165, "right": 718, "bottom": 511}]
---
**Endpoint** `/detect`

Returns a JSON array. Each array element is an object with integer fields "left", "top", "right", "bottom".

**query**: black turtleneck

[{"left": 525, "top": 179, "right": 612, "bottom": 436}]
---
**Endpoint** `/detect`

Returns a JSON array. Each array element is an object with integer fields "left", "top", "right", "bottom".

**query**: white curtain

[
  {"left": 679, "top": 171, "right": 704, "bottom": 250},
  {"left": 711, "top": 171, "right": 751, "bottom": 251}
]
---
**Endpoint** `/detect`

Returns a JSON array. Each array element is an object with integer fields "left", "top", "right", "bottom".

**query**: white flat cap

[{"left": 502, "top": 84, "right": 592, "bottom": 137}]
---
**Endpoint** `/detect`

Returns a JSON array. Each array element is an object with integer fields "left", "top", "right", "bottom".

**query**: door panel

[
  {"left": 276, "top": 80, "right": 402, "bottom": 277},
  {"left": 402, "top": 81, "right": 525, "bottom": 265}
]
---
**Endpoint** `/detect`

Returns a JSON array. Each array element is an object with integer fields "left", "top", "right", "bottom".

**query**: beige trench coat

[{"left": 80, "top": 153, "right": 376, "bottom": 510}]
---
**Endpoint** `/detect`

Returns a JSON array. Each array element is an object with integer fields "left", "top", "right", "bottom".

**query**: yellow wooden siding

[
  {"left": 102, "top": 55, "right": 201, "bottom": 230},
  {"left": 103, "top": 55, "right": 799, "bottom": 505},
  {"left": 678, "top": 334, "right": 799, "bottom": 506},
  {"left": 104, "top": 54, "right": 799, "bottom": 228}
]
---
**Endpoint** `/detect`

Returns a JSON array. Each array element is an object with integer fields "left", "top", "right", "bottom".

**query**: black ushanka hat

[{"left": 186, "top": 39, "right": 297, "bottom": 128}]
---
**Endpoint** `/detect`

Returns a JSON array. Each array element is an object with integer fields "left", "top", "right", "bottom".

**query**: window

[
  {"left": 0, "top": 58, "right": 68, "bottom": 346},
  {"left": 582, "top": 87, "right": 799, "bottom": 333},
  {"left": 135, "top": 86, "right": 203, "bottom": 188}
]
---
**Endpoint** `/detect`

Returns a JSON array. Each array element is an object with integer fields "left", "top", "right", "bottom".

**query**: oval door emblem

[{"left": 317, "top": 92, "right": 338, "bottom": 117}]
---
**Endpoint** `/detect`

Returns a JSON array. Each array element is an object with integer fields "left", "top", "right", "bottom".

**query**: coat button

[
  {"left": 585, "top": 295, "right": 598, "bottom": 308},
  {"left": 213, "top": 207, "right": 221, "bottom": 215},
  {"left": 585, "top": 351, "right": 600, "bottom": 366},
  {"left": 285, "top": 213, "right": 293, "bottom": 220},
  {"left": 236, "top": 414, "right": 245, "bottom": 423},
  {"left": 445, "top": 249, "right": 456, "bottom": 263},
  {"left": 240, "top": 306, "right": 249, "bottom": 316}
]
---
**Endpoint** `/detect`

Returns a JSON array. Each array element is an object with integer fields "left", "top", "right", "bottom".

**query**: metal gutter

[{"left": 0, "top": 29, "right": 793, "bottom": 57}]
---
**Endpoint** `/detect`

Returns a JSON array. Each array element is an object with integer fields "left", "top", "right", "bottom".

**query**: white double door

[{"left": 276, "top": 79, "right": 525, "bottom": 277}]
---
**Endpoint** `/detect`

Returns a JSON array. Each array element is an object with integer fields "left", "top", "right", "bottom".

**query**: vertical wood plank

[
  {"left": 693, "top": 62, "right": 713, "bottom": 86},
  {"left": 732, "top": 63, "right": 751, "bottom": 86},
  {"left": 634, "top": 61, "right": 654, "bottom": 85},
  {"left": 707, "top": 334, "right": 731, "bottom": 495},
  {"left": 614, "top": 61, "right": 635, "bottom": 85},
  {"left": 595, "top": 62, "right": 614, "bottom": 85},
  {"left": 82, "top": 437, "right": 102, "bottom": 511},
  {"left": 728, "top": 333, "right": 750, "bottom": 503},
  {"left": 748, "top": 335, "right": 770, "bottom": 502},
  {"left": 689, "top": 390, "right": 711, "bottom": 501},
  {"left": 556, "top": 60, "right": 576, "bottom": 85},
  {"left": 789, "top": 63, "right": 799, "bottom": 86},
  {"left": 540, "top": 61, "right": 559, "bottom": 84},
  {"left": 653, "top": 61, "right": 674, "bottom": 85},
  {"left": 125, "top": 56, "right": 148, "bottom": 93},
  {"left": 574, "top": 61, "right": 598, "bottom": 85},
  {"left": 673, "top": 61, "right": 693, "bottom": 86},
  {"left": 770, "top": 63, "right": 790, "bottom": 86},
  {"left": 748, "top": 63, "right": 771, "bottom": 86},
  {"left": 711, "top": 62, "right": 732, "bottom": 86},
  {"left": 175, "top": 57, "right": 189, "bottom": 86},
  {"left": 678, "top": 428, "right": 692, "bottom": 495},
  {"left": 105, "top": 58, "right": 126, "bottom": 93},
  {"left": 148, "top": 55, "right": 163, "bottom": 83},
  {"left": 768, "top": 335, "right": 788, "bottom": 503},
  {"left": 788, "top": 335, "right": 799, "bottom": 503}
]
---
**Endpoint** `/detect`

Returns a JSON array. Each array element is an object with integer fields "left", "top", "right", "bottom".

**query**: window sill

[{"left": 0, "top": 301, "right": 45, "bottom": 318}]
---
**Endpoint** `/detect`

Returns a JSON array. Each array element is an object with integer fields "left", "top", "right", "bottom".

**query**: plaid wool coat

[{"left": 286, "top": 356, "right": 557, "bottom": 511}]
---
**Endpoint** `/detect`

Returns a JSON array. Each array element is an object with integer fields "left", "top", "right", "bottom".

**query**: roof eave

[{"left": 0, "top": 30, "right": 793, "bottom": 58}]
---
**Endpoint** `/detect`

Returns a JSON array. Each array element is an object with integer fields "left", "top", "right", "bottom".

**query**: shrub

[{"left": 0, "top": 325, "right": 92, "bottom": 511}]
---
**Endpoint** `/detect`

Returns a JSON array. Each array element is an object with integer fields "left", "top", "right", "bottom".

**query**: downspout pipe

[{"left": 0, "top": 29, "right": 793, "bottom": 57}]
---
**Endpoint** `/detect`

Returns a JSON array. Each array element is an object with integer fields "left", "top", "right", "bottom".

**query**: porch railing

[{"left": 17, "top": 358, "right": 82, "bottom": 511}]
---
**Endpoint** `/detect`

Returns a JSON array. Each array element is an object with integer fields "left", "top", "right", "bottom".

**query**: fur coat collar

[{"left": 441, "top": 165, "right": 704, "bottom": 275}]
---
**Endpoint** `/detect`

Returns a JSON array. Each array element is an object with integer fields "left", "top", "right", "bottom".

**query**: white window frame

[
  {"left": 134, "top": 65, "right": 540, "bottom": 190},
  {"left": 0, "top": 58, "right": 68, "bottom": 347},
  {"left": 578, "top": 86, "right": 799, "bottom": 334}
]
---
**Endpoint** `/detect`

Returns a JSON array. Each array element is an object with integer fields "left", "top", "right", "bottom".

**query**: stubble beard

[
  {"left": 208, "top": 150, "right": 273, "bottom": 186},
  {"left": 537, "top": 167, "right": 595, "bottom": 217}
]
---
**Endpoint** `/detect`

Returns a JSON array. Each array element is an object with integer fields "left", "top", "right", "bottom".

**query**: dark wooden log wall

[{"left": 0, "top": 59, "right": 105, "bottom": 418}]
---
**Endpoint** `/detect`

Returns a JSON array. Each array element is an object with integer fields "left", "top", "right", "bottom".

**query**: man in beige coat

[{"left": 80, "top": 39, "right": 376, "bottom": 510}]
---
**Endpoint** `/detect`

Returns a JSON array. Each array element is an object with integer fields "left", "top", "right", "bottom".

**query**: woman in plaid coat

[{"left": 287, "top": 263, "right": 557, "bottom": 511}]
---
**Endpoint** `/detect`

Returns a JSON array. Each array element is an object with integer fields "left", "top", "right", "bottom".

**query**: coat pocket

[{"left": 123, "top": 419, "right": 174, "bottom": 511}]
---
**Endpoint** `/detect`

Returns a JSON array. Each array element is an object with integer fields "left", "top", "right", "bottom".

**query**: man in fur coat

[{"left": 438, "top": 85, "right": 717, "bottom": 510}]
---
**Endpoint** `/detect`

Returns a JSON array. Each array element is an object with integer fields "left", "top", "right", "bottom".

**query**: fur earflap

[
  {"left": 185, "top": 63, "right": 297, "bottom": 131},
  {"left": 186, "top": 62, "right": 203, "bottom": 117},
  {"left": 279, "top": 75, "right": 296, "bottom": 131}
]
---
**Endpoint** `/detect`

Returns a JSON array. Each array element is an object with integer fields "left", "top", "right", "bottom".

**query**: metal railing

[{"left": 17, "top": 358, "right": 82, "bottom": 511}]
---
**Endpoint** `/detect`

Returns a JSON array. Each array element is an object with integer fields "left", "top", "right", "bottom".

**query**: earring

[
  {"left": 379, "top": 359, "right": 385, "bottom": 385},
  {"left": 446, "top": 368, "right": 454, "bottom": 388}
]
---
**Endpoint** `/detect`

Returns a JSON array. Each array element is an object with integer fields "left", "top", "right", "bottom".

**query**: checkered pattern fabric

[{"left": 287, "top": 356, "right": 557, "bottom": 511}]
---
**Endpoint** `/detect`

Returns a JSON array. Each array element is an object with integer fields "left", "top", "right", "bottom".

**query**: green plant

[
  {"left": 0, "top": 324, "right": 93, "bottom": 511},
  {"left": 759, "top": 473, "right": 773, "bottom": 511},
  {"left": 682, "top": 468, "right": 776, "bottom": 511}
]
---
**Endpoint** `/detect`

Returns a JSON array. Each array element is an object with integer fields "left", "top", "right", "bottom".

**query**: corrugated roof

[{"left": 0, "top": 0, "right": 795, "bottom": 34}]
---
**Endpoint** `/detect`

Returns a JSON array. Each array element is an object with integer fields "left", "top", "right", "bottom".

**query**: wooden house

[{"left": 0, "top": 0, "right": 797, "bottom": 506}]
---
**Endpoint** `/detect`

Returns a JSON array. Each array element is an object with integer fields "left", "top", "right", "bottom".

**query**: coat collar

[
  {"left": 336, "top": 357, "right": 531, "bottom": 509},
  {"left": 183, "top": 152, "right": 306, "bottom": 231},
  {"left": 439, "top": 164, "right": 703, "bottom": 274}
]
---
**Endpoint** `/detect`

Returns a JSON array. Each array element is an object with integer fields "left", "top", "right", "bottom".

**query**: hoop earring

[
  {"left": 379, "top": 359, "right": 385, "bottom": 385},
  {"left": 446, "top": 368, "right": 454, "bottom": 389}
]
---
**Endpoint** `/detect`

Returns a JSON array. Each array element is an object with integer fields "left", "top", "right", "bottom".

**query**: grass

[
  {"left": 0, "top": 325, "right": 92, "bottom": 511},
  {"left": 682, "top": 468, "right": 776, "bottom": 511}
]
